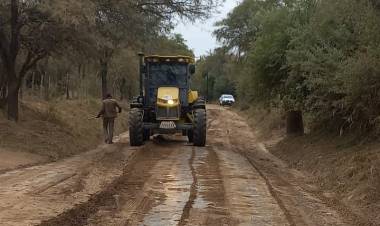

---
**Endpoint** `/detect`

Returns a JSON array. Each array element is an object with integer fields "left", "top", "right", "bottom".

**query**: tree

[
  {"left": 214, "top": 0, "right": 284, "bottom": 58},
  {"left": 211, "top": 0, "right": 380, "bottom": 136},
  {"left": 193, "top": 48, "right": 236, "bottom": 99},
  {"left": 0, "top": 0, "right": 44, "bottom": 120},
  {"left": 146, "top": 33, "right": 194, "bottom": 56},
  {"left": 92, "top": 0, "right": 222, "bottom": 99},
  {"left": 287, "top": 0, "right": 380, "bottom": 133},
  {"left": 0, "top": 58, "right": 6, "bottom": 107},
  {"left": 213, "top": 0, "right": 304, "bottom": 135},
  {"left": 0, "top": 0, "right": 93, "bottom": 121},
  {"left": 0, "top": 0, "right": 222, "bottom": 120}
]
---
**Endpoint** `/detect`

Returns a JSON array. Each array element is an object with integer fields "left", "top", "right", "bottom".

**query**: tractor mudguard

[{"left": 192, "top": 98, "right": 206, "bottom": 109}]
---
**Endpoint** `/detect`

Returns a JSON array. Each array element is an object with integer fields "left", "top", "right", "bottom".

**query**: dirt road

[{"left": 0, "top": 105, "right": 366, "bottom": 226}]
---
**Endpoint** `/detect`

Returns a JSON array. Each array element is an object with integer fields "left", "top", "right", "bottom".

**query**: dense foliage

[
  {"left": 0, "top": 0, "right": 221, "bottom": 120},
  {"left": 197, "top": 0, "right": 380, "bottom": 134},
  {"left": 192, "top": 48, "right": 237, "bottom": 101}
]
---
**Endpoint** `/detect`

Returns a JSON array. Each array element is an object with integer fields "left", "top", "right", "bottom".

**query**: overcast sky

[{"left": 174, "top": 0, "right": 240, "bottom": 58}]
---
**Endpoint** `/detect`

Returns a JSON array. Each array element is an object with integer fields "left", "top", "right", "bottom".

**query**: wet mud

[{"left": 0, "top": 105, "right": 363, "bottom": 226}]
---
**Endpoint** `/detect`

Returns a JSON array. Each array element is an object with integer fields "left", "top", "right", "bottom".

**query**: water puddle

[{"left": 141, "top": 149, "right": 193, "bottom": 226}]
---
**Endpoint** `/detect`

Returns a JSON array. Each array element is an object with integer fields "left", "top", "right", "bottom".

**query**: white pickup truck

[{"left": 219, "top": 94, "right": 235, "bottom": 106}]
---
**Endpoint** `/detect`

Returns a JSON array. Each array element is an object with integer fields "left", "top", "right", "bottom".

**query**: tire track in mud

[
  {"left": 207, "top": 106, "right": 291, "bottom": 225},
  {"left": 36, "top": 105, "right": 364, "bottom": 226},
  {"left": 192, "top": 146, "right": 239, "bottom": 226},
  {"left": 212, "top": 143, "right": 291, "bottom": 225},
  {"left": 177, "top": 111, "right": 218, "bottom": 225},
  {"left": 217, "top": 106, "right": 367, "bottom": 226},
  {"left": 178, "top": 148, "right": 197, "bottom": 226},
  {"left": 240, "top": 147, "right": 373, "bottom": 226},
  {"left": 178, "top": 107, "right": 235, "bottom": 225},
  {"left": 241, "top": 151, "right": 297, "bottom": 226},
  {"left": 180, "top": 107, "right": 217, "bottom": 225},
  {"left": 209, "top": 106, "right": 298, "bottom": 225},
  {"left": 38, "top": 144, "right": 161, "bottom": 226}
]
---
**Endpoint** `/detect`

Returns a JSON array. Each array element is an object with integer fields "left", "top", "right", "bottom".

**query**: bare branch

[{"left": 19, "top": 50, "right": 47, "bottom": 83}]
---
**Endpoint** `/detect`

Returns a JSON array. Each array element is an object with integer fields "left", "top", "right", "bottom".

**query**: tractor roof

[{"left": 145, "top": 55, "right": 195, "bottom": 64}]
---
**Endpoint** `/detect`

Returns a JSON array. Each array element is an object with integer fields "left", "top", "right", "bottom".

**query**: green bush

[{"left": 209, "top": 0, "right": 380, "bottom": 135}]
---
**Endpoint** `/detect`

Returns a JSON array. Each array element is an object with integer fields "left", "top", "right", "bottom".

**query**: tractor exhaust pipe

[{"left": 138, "top": 52, "right": 145, "bottom": 98}]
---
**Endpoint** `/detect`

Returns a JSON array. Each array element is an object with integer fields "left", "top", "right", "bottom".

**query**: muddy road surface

[{"left": 0, "top": 105, "right": 365, "bottom": 226}]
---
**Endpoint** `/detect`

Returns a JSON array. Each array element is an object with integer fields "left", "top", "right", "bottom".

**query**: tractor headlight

[{"left": 158, "top": 98, "right": 178, "bottom": 105}]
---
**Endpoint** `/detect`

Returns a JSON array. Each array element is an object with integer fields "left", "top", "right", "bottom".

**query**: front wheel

[
  {"left": 129, "top": 108, "right": 144, "bottom": 146},
  {"left": 193, "top": 109, "right": 206, "bottom": 147}
]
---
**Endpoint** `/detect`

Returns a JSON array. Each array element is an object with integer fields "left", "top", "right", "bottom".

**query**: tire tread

[
  {"left": 129, "top": 108, "right": 143, "bottom": 146},
  {"left": 193, "top": 109, "right": 206, "bottom": 146}
]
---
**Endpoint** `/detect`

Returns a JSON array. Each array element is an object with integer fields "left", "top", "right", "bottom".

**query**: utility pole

[
  {"left": 138, "top": 53, "right": 145, "bottom": 99},
  {"left": 206, "top": 72, "right": 209, "bottom": 103},
  {"left": 203, "top": 72, "right": 209, "bottom": 103}
]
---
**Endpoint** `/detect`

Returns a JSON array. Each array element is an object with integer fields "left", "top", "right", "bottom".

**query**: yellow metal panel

[
  {"left": 188, "top": 90, "right": 199, "bottom": 104},
  {"left": 157, "top": 87, "right": 180, "bottom": 107}
]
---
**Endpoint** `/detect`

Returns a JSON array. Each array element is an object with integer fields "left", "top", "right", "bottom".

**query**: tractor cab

[
  {"left": 129, "top": 54, "right": 206, "bottom": 146},
  {"left": 143, "top": 55, "right": 195, "bottom": 110}
]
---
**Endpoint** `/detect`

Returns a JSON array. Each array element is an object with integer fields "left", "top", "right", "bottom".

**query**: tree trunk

[
  {"left": 19, "top": 78, "right": 23, "bottom": 100},
  {"left": 7, "top": 78, "right": 19, "bottom": 121},
  {"left": 40, "top": 71, "right": 44, "bottom": 99},
  {"left": 100, "top": 60, "right": 108, "bottom": 99},
  {"left": 0, "top": 84, "right": 7, "bottom": 108},
  {"left": 78, "top": 64, "right": 83, "bottom": 99},
  {"left": 120, "top": 77, "right": 126, "bottom": 100},
  {"left": 45, "top": 73, "right": 50, "bottom": 101},
  {"left": 31, "top": 71, "right": 35, "bottom": 92},
  {"left": 82, "top": 64, "right": 88, "bottom": 99},
  {"left": 286, "top": 110, "right": 304, "bottom": 135},
  {"left": 66, "top": 72, "right": 70, "bottom": 100}
]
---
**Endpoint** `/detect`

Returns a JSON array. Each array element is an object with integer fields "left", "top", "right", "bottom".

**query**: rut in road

[
  {"left": 39, "top": 143, "right": 174, "bottom": 226},
  {"left": 208, "top": 106, "right": 370, "bottom": 226},
  {"left": 39, "top": 105, "right": 360, "bottom": 226},
  {"left": 177, "top": 148, "right": 197, "bottom": 225}
]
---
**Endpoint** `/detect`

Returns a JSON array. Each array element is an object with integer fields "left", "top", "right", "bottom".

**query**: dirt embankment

[
  {"left": 0, "top": 98, "right": 128, "bottom": 172},
  {"left": 270, "top": 135, "right": 380, "bottom": 225},
  {"left": 239, "top": 107, "right": 380, "bottom": 225}
]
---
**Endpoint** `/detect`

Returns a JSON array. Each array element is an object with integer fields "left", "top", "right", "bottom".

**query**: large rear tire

[
  {"left": 193, "top": 109, "right": 206, "bottom": 147},
  {"left": 129, "top": 108, "right": 144, "bottom": 146},
  {"left": 187, "top": 129, "right": 194, "bottom": 143}
]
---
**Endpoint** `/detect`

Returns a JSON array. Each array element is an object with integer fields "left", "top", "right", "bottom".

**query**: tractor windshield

[{"left": 149, "top": 63, "right": 187, "bottom": 87}]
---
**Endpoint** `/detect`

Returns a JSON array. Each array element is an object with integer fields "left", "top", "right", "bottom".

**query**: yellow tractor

[{"left": 129, "top": 54, "right": 206, "bottom": 146}]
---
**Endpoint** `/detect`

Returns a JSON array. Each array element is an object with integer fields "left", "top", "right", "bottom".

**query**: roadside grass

[
  {"left": 271, "top": 134, "right": 380, "bottom": 223},
  {"left": 0, "top": 97, "right": 129, "bottom": 161},
  {"left": 234, "top": 104, "right": 285, "bottom": 140}
]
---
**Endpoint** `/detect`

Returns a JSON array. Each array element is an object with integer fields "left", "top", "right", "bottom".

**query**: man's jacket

[{"left": 98, "top": 99, "right": 122, "bottom": 118}]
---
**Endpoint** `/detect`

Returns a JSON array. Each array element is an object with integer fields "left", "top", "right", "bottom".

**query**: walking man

[{"left": 97, "top": 94, "right": 122, "bottom": 144}]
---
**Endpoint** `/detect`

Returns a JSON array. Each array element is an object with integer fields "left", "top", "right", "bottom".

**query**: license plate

[{"left": 159, "top": 121, "right": 176, "bottom": 129}]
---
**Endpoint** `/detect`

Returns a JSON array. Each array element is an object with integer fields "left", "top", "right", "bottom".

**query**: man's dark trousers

[{"left": 103, "top": 118, "right": 115, "bottom": 143}]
